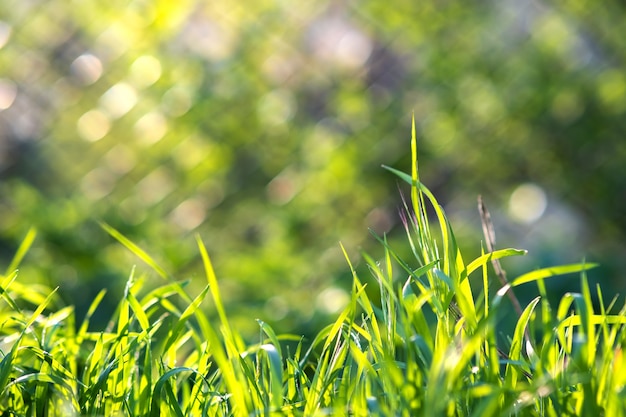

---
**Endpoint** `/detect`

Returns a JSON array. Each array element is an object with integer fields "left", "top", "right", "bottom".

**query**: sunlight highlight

[{"left": 508, "top": 183, "right": 547, "bottom": 224}]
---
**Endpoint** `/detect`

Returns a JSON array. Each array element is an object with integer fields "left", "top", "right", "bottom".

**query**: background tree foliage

[{"left": 0, "top": 0, "right": 624, "bottom": 337}]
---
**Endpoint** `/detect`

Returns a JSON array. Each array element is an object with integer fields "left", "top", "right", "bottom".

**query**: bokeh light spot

[
  {"left": 264, "top": 296, "right": 289, "bottom": 321},
  {"left": 422, "top": 113, "right": 457, "bottom": 155},
  {"left": 172, "top": 135, "right": 208, "bottom": 170},
  {"left": 99, "top": 82, "right": 138, "bottom": 118},
  {"left": 308, "top": 17, "right": 372, "bottom": 70},
  {"left": 77, "top": 109, "right": 111, "bottom": 142},
  {"left": 267, "top": 168, "right": 300, "bottom": 205},
  {"left": 136, "top": 168, "right": 174, "bottom": 206},
  {"left": 81, "top": 168, "right": 116, "bottom": 200},
  {"left": 315, "top": 287, "right": 349, "bottom": 315},
  {"left": 169, "top": 198, "right": 207, "bottom": 231},
  {"left": 95, "top": 23, "right": 133, "bottom": 62},
  {"left": 257, "top": 89, "right": 296, "bottom": 126},
  {"left": 365, "top": 207, "right": 393, "bottom": 235},
  {"left": 134, "top": 111, "right": 167, "bottom": 145},
  {"left": 551, "top": 90, "right": 584, "bottom": 122},
  {"left": 70, "top": 54, "right": 103, "bottom": 85},
  {"left": 181, "top": 18, "right": 236, "bottom": 61},
  {"left": 130, "top": 55, "right": 162, "bottom": 88},
  {"left": 508, "top": 183, "right": 548, "bottom": 224},
  {"left": 262, "top": 53, "right": 297, "bottom": 85},
  {"left": 597, "top": 70, "right": 626, "bottom": 113},
  {"left": 336, "top": 29, "right": 373, "bottom": 69},
  {"left": 103, "top": 145, "right": 136, "bottom": 175},
  {"left": 0, "top": 21, "right": 12, "bottom": 49},
  {"left": 161, "top": 86, "right": 193, "bottom": 117},
  {"left": 0, "top": 79, "right": 17, "bottom": 110}
]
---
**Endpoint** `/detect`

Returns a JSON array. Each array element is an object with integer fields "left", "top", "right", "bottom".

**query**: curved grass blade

[
  {"left": 0, "top": 271, "right": 21, "bottom": 312},
  {"left": 505, "top": 296, "right": 540, "bottom": 387},
  {"left": 5, "top": 227, "right": 37, "bottom": 276},
  {"left": 100, "top": 222, "right": 169, "bottom": 279},
  {"left": 511, "top": 263, "right": 599, "bottom": 287},
  {"left": 466, "top": 248, "right": 527, "bottom": 277},
  {"left": 258, "top": 343, "right": 284, "bottom": 409},
  {"left": 149, "top": 367, "right": 195, "bottom": 417}
]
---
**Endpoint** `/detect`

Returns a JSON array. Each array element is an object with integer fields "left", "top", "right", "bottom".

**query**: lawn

[{"left": 1, "top": 122, "right": 624, "bottom": 416}]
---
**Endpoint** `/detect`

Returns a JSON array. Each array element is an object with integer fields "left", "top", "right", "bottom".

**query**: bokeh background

[{"left": 1, "top": 0, "right": 625, "bottom": 338}]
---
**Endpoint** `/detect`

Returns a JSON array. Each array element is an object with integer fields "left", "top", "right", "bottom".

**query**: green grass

[{"left": 2, "top": 121, "right": 626, "bottom": 416}]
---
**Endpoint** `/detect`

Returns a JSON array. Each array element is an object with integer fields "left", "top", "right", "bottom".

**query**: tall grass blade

[
  {"left": 5, "top": 227, "right": 36, "bottom": 276},
  {"left": 101, "top": 222, "right": 169, "bottom": 279}
]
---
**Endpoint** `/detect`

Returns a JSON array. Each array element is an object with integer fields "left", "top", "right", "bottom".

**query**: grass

[{"left": 2, "top": 121, "right": 626, "bottom": 416}]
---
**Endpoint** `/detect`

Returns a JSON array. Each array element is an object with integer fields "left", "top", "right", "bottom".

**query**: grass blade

[
  {"left": 5, "top": 227, "right": 37, "bottom": 276},
  {"left": 100, "top": 222, "right": 169, "bottom": 279},
  {"left": 511, "top": 263, "right": 598, "bottom": 287}
]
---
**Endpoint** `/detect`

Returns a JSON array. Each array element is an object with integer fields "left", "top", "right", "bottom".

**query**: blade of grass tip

[
  {"left": 505, "top": 296, "right": 540, "bottom": 388},
  {"left": 24, "top": 286, "right": 58, "bottom": 329},
  {"left": 384, "top": 163, "right": 455, "bottom": 275},
  {"left": 298, "top": 321, "right": 341, "bottom": 369},
  {"left": 257, "top": 319, "right": 283, "bottom": 360},
  {"left": 163, "top": 285, "right": 210, "bottom": 353},
  {"left": 511, "top": 263, "right": 599, "bottom": 287},
  {"left": 362, "top": 252, "right": 395, "bottom": 304},
  {"left": 126, "top": 285, "right": 151, "bottom": 333},
  {"left": 77, "top": 289, "right": 107, "bottom": 342},
  {"left": 5, "top": 227, "right": 37, "bottom": 276},
  {"left": 411, "top": 114, "right": 418, "bottom": 183},
  {"left": 535, "top": 278, "right": 553, "bottom": 333},
  {"left": 466, "top": 248, "right": 527, "bottom": 277},
  {"left": 339, "top": 242, "right": 382, "bottom": 346},
  {"left": 100, "top": 222, "right": 169, "bottom": 279},
  {"left": 0, "top": 271, "right": 22, "bottom": 313},
  {"left": 322, "top": 306, "right": 351, "bottom": 353},
  {"left": 555, "top": 293, "right": 578, "bottom": 349},
  {"left": 409, "top": 115, "right": 430, "bottom": 244},
  {"left": 196, "top": 235, "right": 231, "bottom": 337},
  {"left": 118, "top": 270, "right": 132, "bottom": 337},
  {"left": 258, "top": 343, "right": 284, "bottom": 409},
  {"left": 386, "top": 117, "right": 435, "bottom": 260}
]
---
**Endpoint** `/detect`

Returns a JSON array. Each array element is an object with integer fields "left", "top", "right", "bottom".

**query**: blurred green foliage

[{"left": 0, "top": 0, "right": 625, "bottom": 337}]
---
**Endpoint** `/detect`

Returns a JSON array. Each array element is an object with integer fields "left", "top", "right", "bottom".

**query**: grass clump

[{"left": 1, "top": 122, "right": 626, "bottom": 416}]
